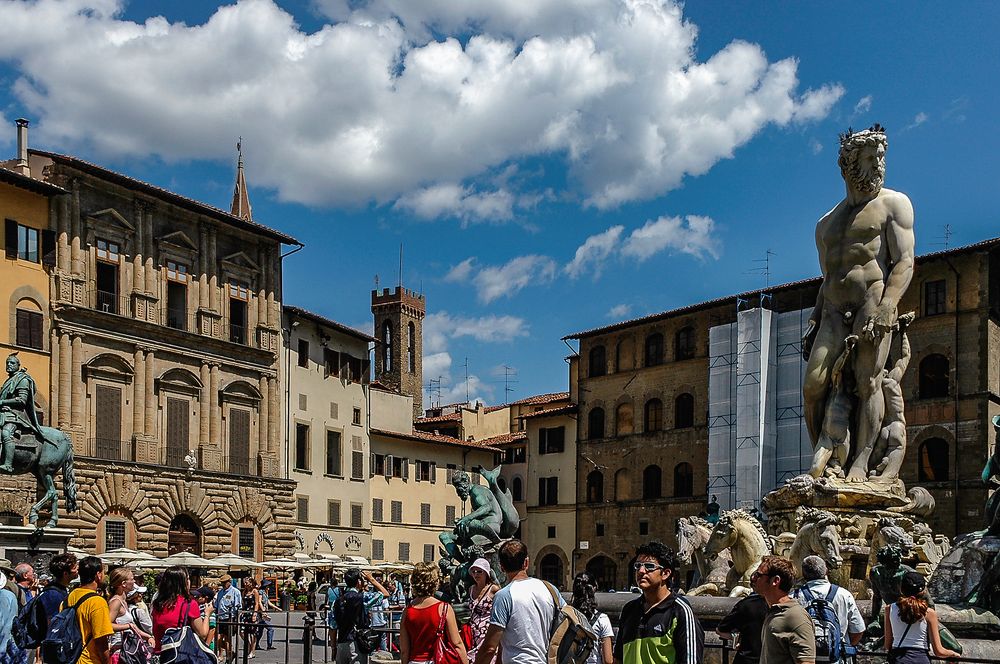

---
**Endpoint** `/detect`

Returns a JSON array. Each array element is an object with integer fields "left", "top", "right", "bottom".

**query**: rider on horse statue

[{"left": 0, "top": 352, "right": 48, "bottom": 473}]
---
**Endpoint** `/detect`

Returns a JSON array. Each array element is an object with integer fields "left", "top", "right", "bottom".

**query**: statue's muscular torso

[{"left": 817, "top": 188, "right": 911, "bottom": 314}]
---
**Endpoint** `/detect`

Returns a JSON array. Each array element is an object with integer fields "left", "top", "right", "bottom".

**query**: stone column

[
  {"left": 258, "top": 375, "right": 269, "bottom": 470},
  {"left": 209, "top": 364, "right": 220, "bottom": 444},
  {"left": 268, "top": 374, "right": 280, "bottom": 455},
  {"left": 209, "top": 230, "right": 219, "bottom": 312},
  {"left": 49, "top": 327, "right": 60, "bottom": 423},
  {"left": 70, "top": 334, "right": 84, "bottom": 427},
  {"left": 70, "top": 181, "right": 82, "bottom": 277},
  {"left": 199, "top": 362, "right": 211, "bottom": 446},
  {"left": 133, "top": 348, "right": 146, "bottom": 436},
  {"left": 58, "top": 332, "right": 71, "bottom": 427},
  {"left": 57, "top": 195, "right": 70, "bottom": 274},
  {"left": 133, "top": 204, "right": 144, "bottom": 294},
  {"left": 144, "top": 350, "right": 155, "bottom": 436}
]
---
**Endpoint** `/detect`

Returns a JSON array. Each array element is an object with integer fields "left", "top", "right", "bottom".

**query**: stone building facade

[
  {"left": 372, "top": 287, "right": 425, "bottom": 419},
  {"left": 11, "top": 148, "right": 301, "bottom": 558},
  {"left": 566, "top": 237, "right": 1000, "bottom": 589}
]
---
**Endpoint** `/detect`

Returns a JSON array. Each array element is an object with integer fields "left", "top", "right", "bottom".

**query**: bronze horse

[{"left": 6, "top": 429, "right": 78, "bottom": 527}]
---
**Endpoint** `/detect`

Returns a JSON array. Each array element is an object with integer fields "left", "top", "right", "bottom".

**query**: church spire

[{"left": 230, "top": 138, "right": 252, "bottom": 220}]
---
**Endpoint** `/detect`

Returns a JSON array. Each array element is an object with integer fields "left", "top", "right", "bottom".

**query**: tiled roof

[
  {"left": 370, "top": 427, "right": 500, "bottom": 451},
  {"left": 0, "top": 166, "right": 67, "bottom": 196},
  {"left": 284, "top": 305, "right": 375, "bottom": 343},
  {"left": 414, "top": 411, "right": 463, "bottom": 424},
  {"left": 509, "top": 392, "right": 570, "bottom": 407},
  {"left": 520, "top": 404, "right": 578, "bottom": 420},
  {"left": 563, "top": 234, "right": 1000, "bottom": 341},
  {"left": 480, "top": 431, "right": 528, "bottom": 446},
  {"left": 30, "top": 149, "right": 300, "bottom": 245}
]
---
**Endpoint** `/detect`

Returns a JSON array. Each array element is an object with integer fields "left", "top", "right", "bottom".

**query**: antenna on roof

[
  {"left": 503, "top": 365, "right": 518, "bottom": 405},
  {"left": 398, "top": 243, "right": 403, "bottom": 288},
  {"left": 464, "top": 357, "right": 470, "bottom": 404},
  {"left": 426, "top": 376, "right": 442, "bottom": 409},
  {"left": 934, "top": 224, "right": 953, "bottom": 250},
  {"left": 374, "top": 274, "right": 380, "bottom": 290},
  {"left": 745, "top": 249, "right": 775, "bottom": 309}
]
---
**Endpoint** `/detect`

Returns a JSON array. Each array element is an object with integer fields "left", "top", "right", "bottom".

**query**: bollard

[
  {"left": 242, "top": 614, "right": 250, "bottom": 664},
  {"left": 302, "top": 613, "right": 315, "bottom": 664}
]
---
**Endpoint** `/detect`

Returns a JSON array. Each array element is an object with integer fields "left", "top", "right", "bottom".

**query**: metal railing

[
  {"left": 90, "top": 437, "right": 134, "bottom": 461},
  {"left": 91, "top": 289, "right": 130, "bottom": 316}
]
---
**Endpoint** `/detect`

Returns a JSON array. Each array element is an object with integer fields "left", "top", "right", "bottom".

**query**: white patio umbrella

[
  {"left": 153, "top": 551, "right": 215, "bottom": 568},
  {"left": 208, "top": 553, "right": 265, "bottom": 569},
  {"left": 67, "top": 545, "right": 89, "bottom": 557},
  {"left": 262, "top": 558, "right": 305, "bottom": 570},
  {"left": 100, "top": 548, "right": 159, "bottom": 566}
]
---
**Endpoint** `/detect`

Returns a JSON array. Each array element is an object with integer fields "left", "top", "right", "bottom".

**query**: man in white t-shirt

[
  {"left": 474, "top": 539, "right": 564, "bottom": 664},
  {"left": 792, "top": 556, "right": 865, "bottom": 647}
]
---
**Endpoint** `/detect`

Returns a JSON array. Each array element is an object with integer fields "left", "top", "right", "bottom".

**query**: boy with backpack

[
  {"left": 48, "top": 555, "right": 113, "bottom": 664},
  {"left": 792, "top": 556, "right": 864, "bottom": 663},
  {"left": 12, "top": 553, "right": 78, "bottom": 655}
]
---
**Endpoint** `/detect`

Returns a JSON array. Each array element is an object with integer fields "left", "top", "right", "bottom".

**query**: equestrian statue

[{"left": 0, "top": 352, "right": 77, "bottom": 527}]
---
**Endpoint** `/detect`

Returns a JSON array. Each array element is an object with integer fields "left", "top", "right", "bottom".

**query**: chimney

[{"left": 15, "top": 118, "right": 29, "bottom": 177}]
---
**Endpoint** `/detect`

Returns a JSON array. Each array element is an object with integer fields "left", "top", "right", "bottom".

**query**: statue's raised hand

[
  {"left": 801, "top": 319, "right": 818, "bottom": 361},
  {"left": 862, "top": 305, "right": 896, "bottom": 340}
]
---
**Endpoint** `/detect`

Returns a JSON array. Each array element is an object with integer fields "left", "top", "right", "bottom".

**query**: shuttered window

[
  {"left": 351, "top": 503, "right": 363, "bottom": 528},
  {"left": 390, "top": 501, "right": 402, "bottom": 523},
  {"left": 165, "top": 397, "right": 190, "bottom": 467},
  {"left": 372, "top": 540, "right": 384, "bottom": 561},
  {"left": 351, "top": 436, "right": 364, "bottom": 479},
  {"left": 398, "top": 542, "right": 410, "bottom": 562},
  {"left": 423, "top": 544, "right": 434, "bottom": 562},
  {"left": 229, "top": 408, "right": 251, "bottom": 475},
  {"left": 15, "top": 309, "right": 43, "bottom": 350},
  {"left": 373, "top": 499, "right": 384, "bottom": 522},
  {"left": 297, "top": 496, "right": 309, "bottom": 523},
  {"left": 94, "top": 384, "right": 122, "bottom": 460},
  {"left": 420, "top": 503, "right": 431, "bottom": 525},
  {"left": 445, "top": 505, "right": 456, "bottom": 526},
  {"left": 327, "top": 501, "right": 341, "bottom": 526}
]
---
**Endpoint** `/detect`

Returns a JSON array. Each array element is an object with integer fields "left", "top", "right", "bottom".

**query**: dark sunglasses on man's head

[{"left": 632, "top": 562, "right": 663, "bottom": 573}]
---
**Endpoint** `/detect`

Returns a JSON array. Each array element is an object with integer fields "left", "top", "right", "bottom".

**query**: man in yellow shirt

[{"left": 67, "top": 556, "right": 113, "bottom": 664}]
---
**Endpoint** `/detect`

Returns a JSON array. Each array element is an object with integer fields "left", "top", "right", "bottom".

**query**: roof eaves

[
  {"left": 0, "top": 166, "right": 68, "bottom": 196},
  {"left": 284, "top": 305, "right": 376, "bottom": 343}
]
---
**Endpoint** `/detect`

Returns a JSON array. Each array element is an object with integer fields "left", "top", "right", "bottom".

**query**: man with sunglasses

[
  {"left": 613, "top": 540, "right": 704, "bottom": 664},
  {"left": 752, "top": 556, "right": 815, "bottom": 664}
]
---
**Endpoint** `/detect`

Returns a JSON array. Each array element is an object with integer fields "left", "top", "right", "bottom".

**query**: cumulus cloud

[
  {"left": 853, "top": 95, "right": 873, "bottom": 116},
  {"left": 607, "top": 303, "right": 631, "bottom": 319},
  {"left": 472, "top": 255, "right": 558, "bottom": 304},
  {"left": 0, "top": 0, "right": 842, "bottom": 211},
  {"left": 443, "top": 257, "right": 476, "bottom": 284},
  {"left": 621, "top": 215, "right": 721, "bottom": 261},
  {"left": 809, "top": 138, "right": 823, "bottom": 155},
  {"left": 564, "top": 225, "right": 623, "bottom": 279}
]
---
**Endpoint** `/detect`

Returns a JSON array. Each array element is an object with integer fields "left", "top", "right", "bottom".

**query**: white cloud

[
  {"left": 443, "top": 257, "right": 476, "bottom": 284},
  {"left": 423, "top": 351, "right": 452, "bottom": 380},
  {"left": 472, "top": 255, "right": 558, "bottom": 304},
  {"left": 903, "top": 112, "right": 928, "bottom": 131},
  {"left": 564, "top": 225, "right": 623, "bottom": 279},
  {"left": 853, "top": 95, "right": 873, "bottom": 115},
  {"left": 809, "top": 138, "right": 823, "bottom": 155},
  {"left": 621, "top": 215, "right": 721, "bottom": 261},
  {"left": 0, "top": 0, "right": 842, "bottom": 211},
  {"left": 606, "top": 303, "right": 631, "bottom": 319}
]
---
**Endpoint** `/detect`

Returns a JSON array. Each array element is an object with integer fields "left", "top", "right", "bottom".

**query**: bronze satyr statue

[{"left": 0, "top": 353, "right": 77, "bottom": 526}]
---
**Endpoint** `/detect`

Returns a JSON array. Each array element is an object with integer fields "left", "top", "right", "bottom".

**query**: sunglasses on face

[
  {"left": 632, "top": 562, "right": 664, "bottom": 573},
  {"left": 750, "top": 570, "right": 774, "bottom": 582}
]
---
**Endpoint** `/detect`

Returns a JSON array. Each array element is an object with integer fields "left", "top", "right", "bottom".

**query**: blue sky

[{"left": 0, "top": 1, "right": 997, "bottom": 406}]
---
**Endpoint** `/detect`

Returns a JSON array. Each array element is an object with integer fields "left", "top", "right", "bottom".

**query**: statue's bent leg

[
  {"left": 29, "top": 471, "right": 58, "bottom": 525},
  {"left": 803, "top": 316, "right": 848, "bottom": 448},
  {"left": 871, "top": 422, "right": 906, "bottom": 483},
  {"left": 847, "top": 332, "right": 892, "bottom": 480},
  {"left": 0, "top": 424, "right": 16, "bottom": 472}
]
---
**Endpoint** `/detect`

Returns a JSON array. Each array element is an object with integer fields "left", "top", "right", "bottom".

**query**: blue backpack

[
  {"left": 160, "top": 599, "right": 218, "bottom": 664},
  {"left": 800, "top": 585, "right": 848, "bottom": 664},
  {"left": 40, "top": 591, "right": 100, "bottom": 664}
]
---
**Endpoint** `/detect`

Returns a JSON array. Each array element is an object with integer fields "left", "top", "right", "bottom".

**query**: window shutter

[
  {"left": 414, "top": 458, "right": 422, "bottom": 482},
  {"left": 429, "top": 462, "right": 436, "bottom": 484},
  {"left": 15, "top": 310, "right": 30, "bottom": 348},
  {"left": 41, "top": 229, "right": 56, "bottom": 267},
  {"left": 369, "top": 452, "right": 375, "bottom": 478},
  {"left": 538, "top": 428, "right": 546, "bottom": 455},
  {"left": 385, "top": 454, "right": 393, "bottom": 478},
  {"left": 29, "top": 311, "right": 42, "bottom": 350},
  {"left": 403, "top": 457, "right": 410, "bottom": 480},
  {"left": 4, "top": 219, "right": 17, "bottom": 259},
  {"left": 538, "top": 477, "right": 545, "bottom": 505}
]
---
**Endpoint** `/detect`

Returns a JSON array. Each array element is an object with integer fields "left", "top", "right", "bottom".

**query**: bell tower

[{"left": 371, "top": 286, "right": 425, "bottom": 419}]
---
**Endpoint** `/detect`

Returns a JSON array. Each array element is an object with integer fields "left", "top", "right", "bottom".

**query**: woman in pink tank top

[{"left": 399, "top": 563, "right": 467, "bottom": 664}]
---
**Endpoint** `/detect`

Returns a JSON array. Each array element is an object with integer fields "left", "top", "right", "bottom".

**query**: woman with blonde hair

[
  {"left": 108, "top": 567, "right": 154, "bottom": 663},
  {"left": 400, "top": 562, "right": 467, "bottom": 664},
  {"left": 884, "top": 571, "right": 960, "bottom": 664}
]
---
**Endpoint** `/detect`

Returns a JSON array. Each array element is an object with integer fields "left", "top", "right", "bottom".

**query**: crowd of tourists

[{"left": 0, "top": 541, "right": 963, "bottom": 664}]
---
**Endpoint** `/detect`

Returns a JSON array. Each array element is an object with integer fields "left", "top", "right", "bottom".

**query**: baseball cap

[
  {"left": 900, "top": 571, "right": 926, "bottom": 596},
  {"left": 127, "top": 584, "right": 148, "bottom": 597},
  {"left": 193, "top": 586, "right": 215, "bottom": 600},
  {"left": 470, "top": 558, "right": 491, "bottom": 573}
]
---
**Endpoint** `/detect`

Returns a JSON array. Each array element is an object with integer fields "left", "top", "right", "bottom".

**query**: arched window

[
  {"left": 589, "top": 345, "right": 607, "bottom": 377},
  {"left": 588, "top": 408, "right": 605, "bottom": 440},
  {"left": 616, "top": 403, "right": 634, "bottom": 435},
  {"left": 919, "top": 438, "right": 949, "bottom": 481},
  {"left": 511, "top": 476, "right": 524, "bottom": 502},
  {"left": 539, "top": 553, "right": 563, "bottom": 589},
  {"left": 14, "top": 297, "right": 44, "bottom": 350},
  {"left": 642, "top": 465, "right": 662, "bottom": 499},
  {"left": 919, "top": 354, "right": 949, "bottom": 399},
  {"left": 614, "top": 468, "right": 631, "bottom": 501},
  {"left": 674, "top": 462, "right": 693, "bottom": 497},
  {"left": 586, "top": 471, "right": 604, "bottom": 503},
  {"left": 644, "top": 399, "right": 663, "bottom": 433},
  {"left": 585, "top": 555, "right": 618, "bottom": 592},
  {"left": 168, "top": 514, "right": 202, "bottom": 555},
  {"left": 407, "top": 322, "right": 416, "bottom": 373},
  {"left": 645, "top": 333, "right": 664, "bottom": 367},
  {"left": 675, "top": 393, "right": 695, "bottom": 428},
  {"left": 382, "top": 321, "right": 393, "bottom": 373},
  {"left": 675, "top": 326, "right": 695, "bottom": 361}
]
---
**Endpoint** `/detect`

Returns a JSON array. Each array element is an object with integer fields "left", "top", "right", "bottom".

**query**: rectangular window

[
  {"left": 445, "top": 505, "right": 456, "bottom": 526},
  {"left": 294, "top": 423, "right": 310, "bottom": 471},
  {"left": 96, "top": 238, "right": 120, "bottom": 263},
  {"left": 538, "top": 427, "right": 565, "bottom": 455},
  {"left": 229, "top": 297, "right": 247, "bottom": 344},
  {"left": 15, "top": 309, "right": 43, "bottom": 350},
  {"left": 326, "top": 431, "right": 342, "bottom": 476},
  {"left": 228, "top": 408, "right": 251, "bottom": 475},
  {"left": 327, "top": 501, "right": 341, "bottom": 526},
  {"left": 446, "top": 464, "right": 456, "bottom": 483},
  {"left": 420, "top": 503, "right": 431, "bottom": 525},
  {"left": 515, "top": 447, "right": 526, "bottom": 463},
  {"left": 104, "top": 520, "right": 126, "bottom": 551},
  {"left": 639, "top": 520, "right": 649, "bottom": 536},
  {"left": 351, "top": 436, "right": 364, "bottom": 479},
  {"left": 95, "top": 261, "right": 119, "bottom": 314},
  {"left": 925, "top": 279, "right": 946, "bottom": 316},
  {"left": 165, "top": 260, "right": 188, "bottom": 282},
  {"left": 324, "top": 349, "right": 340, "bottom": 378},
  {"left": 297, "top": 496, "right": 309, "bottom": 524},
  {"left": 165, "top": 397, "right": 190, "bottom": 467},
  {"left": 94, "top": 384, "right": 122, "bottom": 460},
  {"left": 373, "top": 453, "right": 386, "bottom": 476},
  {"left": 398, "top": 542, "right": 410, "bottom": 562},
  {"left": 373, "top": 498, "right": 384, "bottom": 522},
  {"left": 390, "top": 501, "right": 403, "bottom": 524},
  {"left": 5, "top": 219, "right": 41, "bottom": 262},
  {"left": 392, "top": 456, "right": 407, "bottom": 479},
  {"left": 238, "top": 527, "right": 255, "bottom": 559},
  {"left": 298, "top": 339, "right": 309, "bottom": 368},
  {"left": 416, "top": 460, "right": 433, "bottom": 482},
  {"left": 330, "top": 402, "right": 339, "bottom": 419},
  {"left": 166, "top": 281, "right": 187, "bottom": 330},
  {"left": 351, "top": 503, "right": 363, "bottom": 529},
  {"left": 547, "top": 526, "right": 556, "bottom": 539},
  {"left": 298, "top": 394, "right": 307, "bottom": 411},
  {"left": 538, "top": 476, "right": 558, "bottom": 506},
  {"left": 353, "top": 407, "right": 362, "bottom": 426},
  {"left": 596, "top": 523, "right": 605, "bottom": 537},
  {"left": 372, "top": 540, "right": 384, "bottom": 561},
  {"left": 423, "top": 544, "right": 435, "bottom": 562}
]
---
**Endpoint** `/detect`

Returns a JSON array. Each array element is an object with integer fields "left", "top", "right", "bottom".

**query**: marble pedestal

[{"left": 0, "top": 525, "right": 74, "bottom": 569}]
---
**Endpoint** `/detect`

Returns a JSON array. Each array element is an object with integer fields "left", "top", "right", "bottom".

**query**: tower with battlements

[{"left": 372, "top": 287, "right": 425, "bottom": 419}]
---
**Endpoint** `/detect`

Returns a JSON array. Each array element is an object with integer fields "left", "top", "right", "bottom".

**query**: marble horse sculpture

[
  {"left": 789, "top": 507, "right": 844, "bottom": 576},
  {"left": 704, "top": 508, "right": 772, "bottom": 597},
  {"left": 676, "top": 515, "right": 731, "bottom": 596}
]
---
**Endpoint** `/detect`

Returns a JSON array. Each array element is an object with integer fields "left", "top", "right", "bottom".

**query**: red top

[
  {"left": 404, "top": 601, "right": 447, "bottom": 661},
  {"left": 151, "top": 598, "right": 201, "bottom": 653}
]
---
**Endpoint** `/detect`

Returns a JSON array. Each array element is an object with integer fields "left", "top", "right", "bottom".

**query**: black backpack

[
  {"left": 40, "top": 591, "right": 101, "bottom": 664},
  {"left": 12, "top": 588, "right": 57, "bottom": 649}
]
